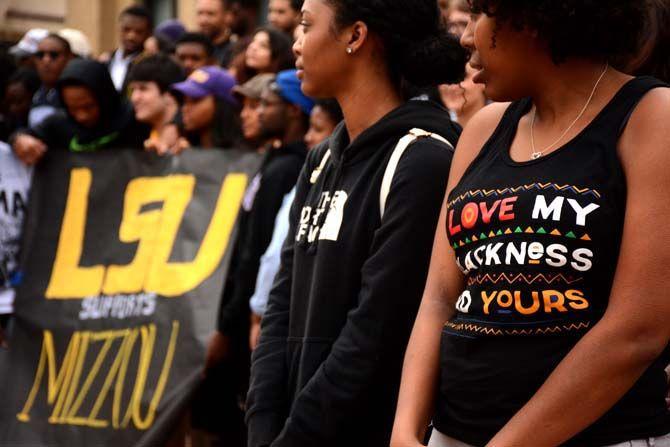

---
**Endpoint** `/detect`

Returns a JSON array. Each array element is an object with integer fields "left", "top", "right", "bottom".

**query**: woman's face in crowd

[
  {"left": 130, "top": 81, "right": 169, "bottom": 126},
  {"left": 62, "top": 85, "right": 100, "bottom": 128},
  {"left": 293, "top": 0, "right": 349, "bottom": 98},
  {"left": 246, "top": 31, "right": 273, "bottom": 72},
  {"left": 304, "top": 106, "right": 337, "bottom": 149},
  {"left": 439, "top": 64, "right": 487, "bottom": 114},
  {"left": 240, "top": 97, "right": 263, "bottom": 142},
  {"left": 35, "top": 37, "right": 71, "bottom": 87},
  {"left": 461, "top": 13, "right": 535, "bottom": 102},
  {"left": 182, "top": 95, "right": 216, "bottom": 132}
]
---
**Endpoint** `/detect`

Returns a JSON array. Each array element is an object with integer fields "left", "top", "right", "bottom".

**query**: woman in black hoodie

[
  {"left": 246, "top": 1, "right": 468, "bottom": 446},
  {"left": 12, "top": 59, "right": 148, "bottom": 164}
]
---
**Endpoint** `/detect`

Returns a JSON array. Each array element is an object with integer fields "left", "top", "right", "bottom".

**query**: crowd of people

[{"left": 1, "top": 0, "right": 670, "bottom": 446}]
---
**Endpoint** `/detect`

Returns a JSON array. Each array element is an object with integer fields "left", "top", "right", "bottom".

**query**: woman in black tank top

[{"left": 392, "top": 2, "right": 670, "bottom": 447}]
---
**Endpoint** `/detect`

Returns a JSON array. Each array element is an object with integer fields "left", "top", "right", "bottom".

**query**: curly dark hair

[
  {"left": 468, "top": 0, "right": 647, "bottom": 64},
  {"left": 128, "top": 54, "right": 185, "bottom": 93},
  {"left": 325, "top": 0, "right": 468, "bottom": 86},
  {"left": 627, "top": 0, "right": 670, "bottom": 82}
]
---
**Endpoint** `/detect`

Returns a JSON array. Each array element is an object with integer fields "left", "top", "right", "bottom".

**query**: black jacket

[
  {"left": 217, "top": 141, "right": 309, "bottom": 336},
  {"left": 246, "top": 100, "right": 460, "bottom": 447},
  {"left": 30, "top": 59, "right": 148, "bottom": 151}
]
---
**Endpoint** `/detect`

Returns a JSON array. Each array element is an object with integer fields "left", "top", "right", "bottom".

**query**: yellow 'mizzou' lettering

[
  {"left": 17, "top": 331, "right": 80, "bottom": 423},
  {"left": 17, "top": 323, "right": 180, "bottom": 430},
  {"left": 45, "top": 168, "right": 105, "bottom": 299},
  {"left": 45, "top": 169, "right": 248, "bottom": 299},
  {"left": 102, "top": 176, "right": 195, "bottom": 295},
  {"left": 145, "top": 173, "right": 248, "bottom": 297}
]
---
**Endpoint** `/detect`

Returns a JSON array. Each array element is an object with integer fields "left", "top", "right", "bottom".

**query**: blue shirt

[{"left": 249, "top": 187, "right": 295, "bottom": 317}]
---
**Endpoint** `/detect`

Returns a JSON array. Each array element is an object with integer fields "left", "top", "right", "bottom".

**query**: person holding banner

[
  {"left": 127, "top": 54, "right": 186, "bottom": 152},
  {"left": 0, "top": 141, "right": 31, "bottom": 349},
  {"left": 11, "top": 59, "right": 150, "bottom": 164},
  {"left": 171, "top": 65, "right": 245, "bottom": 150},
  {"left": 245, "top": 0, "right": 467, "bottom": 445}
]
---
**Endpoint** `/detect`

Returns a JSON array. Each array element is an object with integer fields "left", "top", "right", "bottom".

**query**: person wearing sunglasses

[{"left": 29, "top": 34, "right": 73, "bottom": 128}]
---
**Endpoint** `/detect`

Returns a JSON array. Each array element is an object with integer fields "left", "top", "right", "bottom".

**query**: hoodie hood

[
  {"left": 328, "top": 99, "right": 460, "bottom": 166},
  {"left": 56, "top": 59, "right": 130, "bottom": 135}
]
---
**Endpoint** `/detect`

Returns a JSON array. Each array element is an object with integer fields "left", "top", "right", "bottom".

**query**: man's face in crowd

[
  {"left": 35, "top": 37, "right": 71, "bottom": 87},
  {"left": 61, "top": 85, "right": 100, "bottom": 128},
  {"left": 175, "top": 43, "right": 211, "bottom": 76},
  {"left": 240, "top": 96, "right": 263, "bottom": 142},
  {"left": 196, "top": 0, "right": 228, "bottom": 40},
  {"left": 268, "top": 0, "right": 300, "bottom": 33},
  {"left": 129, "top": 81, "right": 167, "bottom": 127},
  {"left": 5, "top": 82, "right": 33, "bottom": 123},
  {"left": 119, "top": 14, "right": 152, "bottom": 55},
  {"left": 259, "top": 88, "right": 288, "bottom": 139},
  {"left": 227, "top": 1, "right": 250, "bottom": 36}
]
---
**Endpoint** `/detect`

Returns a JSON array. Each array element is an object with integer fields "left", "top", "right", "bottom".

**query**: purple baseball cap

[{"left": 171, "top": 66, "right": 238, "bottom": 106}]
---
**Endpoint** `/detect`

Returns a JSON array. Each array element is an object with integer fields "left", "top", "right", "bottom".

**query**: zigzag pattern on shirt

[
  {"left": 445, "top": 321, "right": 592, "bottom": 337},
  {"left": 448, "top": 183, "right": 602, "bottom": 208},
  {"left": 467, "top": 273, "right": 583, "bottom": 286},
  {"left": 452, "top": 226, "right": 591, "bottom": 249}
]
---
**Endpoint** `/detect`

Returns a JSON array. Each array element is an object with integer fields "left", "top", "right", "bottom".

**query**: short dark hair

[
  {"left": 120, "top": 5, "right": 154, "bottom": 29},
  {"left": 128, "top": 54, "right": 185, "bottom": 92},
  {"left": 314, "top": 99, "right": 343, "bottom": 124},
  {"left": 8, "top": 67, "right": 41, "bottom": 95},
  {"left": 325, "top": 0, "right": 466, "bottom": 86},
  {"left": 43, "top": 33, "right": 72, "bottom": 55},
  {"left": 291, "top": 0, "right": 304, "bottom": 11},
  {"left": 468, "top": 0, "right": 646, "bottom": 65},
  {"left": 176, "top": 32, "right": 215, "bottom": 57},
  {"left": 627, "top": 0, "right": 670, "bottom": 82}
]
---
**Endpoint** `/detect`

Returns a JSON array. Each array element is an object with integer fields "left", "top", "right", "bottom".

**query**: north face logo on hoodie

[{"left": 296, "top": 190, "right": 349, "bottom": 243}]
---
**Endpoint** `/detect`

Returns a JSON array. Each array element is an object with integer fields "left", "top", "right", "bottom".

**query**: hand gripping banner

[{"left": 0, "top": 148, "right": 262, "bottom": 446}]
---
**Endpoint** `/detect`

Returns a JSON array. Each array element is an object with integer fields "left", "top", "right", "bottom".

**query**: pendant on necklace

[{"left": 531, "top": 152, "right": 542, "bottom": 160}]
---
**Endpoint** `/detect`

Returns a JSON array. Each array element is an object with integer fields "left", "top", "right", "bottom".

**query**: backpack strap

[{"left": 379, "top": 128, "right": 453, "bottom": 218}]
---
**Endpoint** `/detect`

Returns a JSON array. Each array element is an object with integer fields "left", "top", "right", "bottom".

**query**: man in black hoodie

[{"left": 11, "top": 59, "right": 149, "bottom": 164}]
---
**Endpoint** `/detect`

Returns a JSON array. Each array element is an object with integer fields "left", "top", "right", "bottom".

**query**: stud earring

[{"left": 346, "top": 47, "right": 353, "bottom": 54}]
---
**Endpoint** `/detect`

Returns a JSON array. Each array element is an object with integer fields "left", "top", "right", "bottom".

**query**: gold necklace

[{"left": 530, "top": 63, "right": 609, "bottom": 160}]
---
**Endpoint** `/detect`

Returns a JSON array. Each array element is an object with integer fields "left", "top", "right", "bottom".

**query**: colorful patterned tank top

[{"left": 434, "top": 77, "right": 670, "bottom": 446}]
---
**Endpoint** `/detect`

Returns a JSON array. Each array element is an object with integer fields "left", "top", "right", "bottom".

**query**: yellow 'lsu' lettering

[
  {"left": 45, "top": 168, "right": 247, "bottom": 299},
  {"left": 16, "top": 323, "right": 179, "bottom": 430}
]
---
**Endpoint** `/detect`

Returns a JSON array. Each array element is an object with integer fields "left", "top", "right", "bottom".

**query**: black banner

[{"left": 0, "top": 148, "right": 261, "bottom": 446}]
